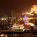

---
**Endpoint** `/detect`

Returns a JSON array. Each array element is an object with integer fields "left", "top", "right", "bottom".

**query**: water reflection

[{"left": 0, "top": 34, "right": 37, "bottom": 37}]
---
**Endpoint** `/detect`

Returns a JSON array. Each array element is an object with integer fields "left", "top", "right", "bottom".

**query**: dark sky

[{"left": 0, "top": 0, "right": 37, "bottom": 16}]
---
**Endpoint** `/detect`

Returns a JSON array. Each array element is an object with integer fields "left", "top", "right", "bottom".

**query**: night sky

[{"left": 0, "top": 0, "right": 37, "bottom": 17}]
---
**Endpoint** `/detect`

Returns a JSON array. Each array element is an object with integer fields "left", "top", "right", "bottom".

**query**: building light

[{"left": 1, "top": 18, "right": 6, "bottom": 20}]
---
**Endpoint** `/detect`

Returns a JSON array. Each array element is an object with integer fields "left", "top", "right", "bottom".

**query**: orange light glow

[{"left": 31, "top": 5, "right": 37, "bottom": 14}]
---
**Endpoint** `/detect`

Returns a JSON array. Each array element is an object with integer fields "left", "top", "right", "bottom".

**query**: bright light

[
  {"left": 27, "top": 17, "right": 33, "bottom": 19},
  {"left": 1, "top": 34, "right": 4, "bottom": 36},
  {"left": 29, "top": 13, "right": 33, "bottom": 15},
  {"left": 1, "top": 18, "right": 4, "bottom": 20},
  {"left": 23, "top": 29, "right": 25, "bottom": 31},
  {"left": 26, "top": 13, "right": 30, "bottom": 14},
  {"left": 31, "top": 5, "right": 37, "bottom": 14},
  {"left": 1, "top": 18, "right": 6, "bottom": 20},
  {"left": 25, "top": 12, "right": 33, "bottom": 16},
  {"left": 27, "top": 23, "right": 34, "bottom": 26},
  {"left": 19, "top": 24, "right": 24, "bottom": 29}
]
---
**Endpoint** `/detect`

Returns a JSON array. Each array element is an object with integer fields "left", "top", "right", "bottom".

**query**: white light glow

[
  {"left": 1, "top": 18, "right": 6, "bottom": 20},
  {"left": 27, "top": 23, "right": 34, "bottom": 26}
]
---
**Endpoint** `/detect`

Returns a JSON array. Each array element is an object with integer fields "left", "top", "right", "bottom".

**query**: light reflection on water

[
  {"left": 0, "top": 34, "right": 7, "bottom": 37},
  {"left": 13, "top": 34, "right": 17, "bottom": 36},
  {"left": 0, "top": 34, "right": 37, "bottom": 37}
]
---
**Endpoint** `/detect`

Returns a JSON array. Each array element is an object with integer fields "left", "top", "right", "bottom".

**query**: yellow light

[
  {"left": 31, "top": 5, "right": 37, "bottom": 14},
  {"left": 27, "top": 23, "right": 34, "bottom": 26},
  {"left": 1, "top": 34, "right": 4, "bottom": 36},
  {"left": 23, "top": 29, "right": 25, "bottom": 31}
]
